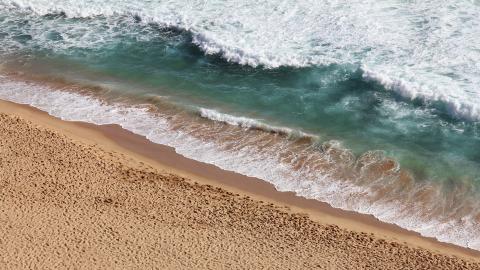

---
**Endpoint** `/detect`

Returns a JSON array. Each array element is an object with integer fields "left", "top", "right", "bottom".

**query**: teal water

[
  {"left": 1, "top": 1, "right": 480, "bottom": 249},
  {"left": 18, "top": 23, "right": 480, "bottom": 185}
]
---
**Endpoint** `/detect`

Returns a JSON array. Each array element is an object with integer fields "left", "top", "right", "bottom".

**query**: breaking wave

[
  {"left": 198, "top": 108, "right": 314, "bottom": 138},
  {"left": 2, "top": 0, "right": 480, "bottom": 121}
]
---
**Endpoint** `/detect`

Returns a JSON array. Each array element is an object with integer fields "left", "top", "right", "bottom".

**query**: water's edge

[
  {"left": 2, "top": 97, "right": 480, "bottom": 260},
  {"left": 1, "top": 74, "right": 480, "bottom": 251}
]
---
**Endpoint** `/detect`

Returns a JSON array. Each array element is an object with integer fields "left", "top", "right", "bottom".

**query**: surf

[{"left": 2, "top": 0, "right": 480, "bottom": 121}]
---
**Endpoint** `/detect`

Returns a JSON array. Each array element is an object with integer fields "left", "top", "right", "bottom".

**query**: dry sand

[{"left": 0, "top": 100, "right": 479, "bottom": 269}]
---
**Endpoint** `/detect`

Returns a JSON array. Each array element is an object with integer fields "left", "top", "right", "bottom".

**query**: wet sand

[{"left": 0, "top": 99, "right": 479, "bottom": 269}]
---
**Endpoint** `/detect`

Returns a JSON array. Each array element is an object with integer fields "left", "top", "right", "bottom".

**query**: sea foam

[
  {"left": 2, "top": 0, "right": 480, "bottom": 121},
  {"left": 199, "top": 108, "right": 314, "bottom": 138}
]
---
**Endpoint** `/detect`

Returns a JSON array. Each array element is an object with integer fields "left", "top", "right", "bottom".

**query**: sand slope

[{"left": 0, "top": 112, "right": 478, "bottom": 269}]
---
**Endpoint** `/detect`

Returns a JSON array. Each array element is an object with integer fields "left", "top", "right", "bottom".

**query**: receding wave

[{"left": 1, "top": 74, "right": 480, "bottom": 250}]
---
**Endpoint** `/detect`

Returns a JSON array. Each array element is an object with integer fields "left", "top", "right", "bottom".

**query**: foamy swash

[
  {"left": 3, "top": 0, "right": 480, "bottom": 121},
  {"left": 1, "top": 76, "right": 480, "bottom": 250}
]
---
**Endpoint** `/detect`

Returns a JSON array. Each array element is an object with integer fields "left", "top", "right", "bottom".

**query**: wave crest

[
  {"left": 3, "top": 0, "right": 480, "bottom": 123},
  {"left": 199, "top": 108, "right": 314, "bottom": 138},
  {"left": 362, "top": 66, "right": 480, "bottom": 122}
]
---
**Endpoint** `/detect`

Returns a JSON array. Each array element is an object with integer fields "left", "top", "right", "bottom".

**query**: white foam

[
  {"left": 362, "top": 66, "right": 480, "bottom": 121},
  {"left": 199, "top": 108, "right": 313, "bottom": 138},
  {"left": 2, "top": 0, "right": 480, "bottom": 121},
  {"left": 1, "top": 76, "right": 480, "bottom": 250}
]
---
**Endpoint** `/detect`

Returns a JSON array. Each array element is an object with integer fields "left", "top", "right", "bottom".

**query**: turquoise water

[
  {"left": 2, "top": 0, "right": 480, "bottom": 249},
  {"left": 19, "top": 22, "right": 480, "bottom": 183}
]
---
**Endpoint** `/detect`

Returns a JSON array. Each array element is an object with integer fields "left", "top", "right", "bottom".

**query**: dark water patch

[
  {"left": 12, "top": 34, "right": 31, "bottom": 44},
  {"left": 41, "top": 12, "right": 67, "bottom": 20}
]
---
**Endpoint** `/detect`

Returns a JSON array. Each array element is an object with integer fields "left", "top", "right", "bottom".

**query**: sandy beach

[{"left": 0, "top": 99, "right": 479, "bottom": 269}]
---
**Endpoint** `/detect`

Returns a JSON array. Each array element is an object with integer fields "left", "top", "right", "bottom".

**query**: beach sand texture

[{"left": 0, "top": 108, "right": 479, "bottom": 269}]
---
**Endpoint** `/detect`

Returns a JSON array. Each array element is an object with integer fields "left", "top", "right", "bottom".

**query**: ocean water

[{"left": 1, "top": 0, "right": 480, "bottom": 250}]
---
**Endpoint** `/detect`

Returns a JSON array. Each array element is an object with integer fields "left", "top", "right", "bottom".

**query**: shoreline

[{"left": 1, "top": 98, "right": 479, "bottom": 262}]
